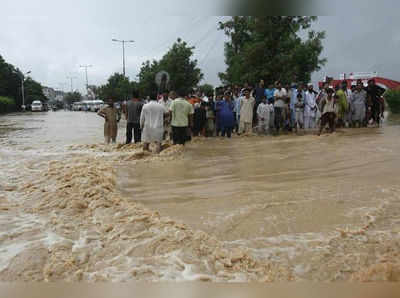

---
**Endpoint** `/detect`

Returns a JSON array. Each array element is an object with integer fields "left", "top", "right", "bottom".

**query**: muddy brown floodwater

[{"left": 1, "top": 111, "right": 400, "bottom": 282}]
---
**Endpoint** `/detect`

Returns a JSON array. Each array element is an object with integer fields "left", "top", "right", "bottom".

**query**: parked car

[{"left": 31, "top": 100, "right": 43, "bottom": 112}]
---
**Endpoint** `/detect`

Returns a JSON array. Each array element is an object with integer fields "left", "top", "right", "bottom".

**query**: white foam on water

[
  {"left": 0, "top": 212, "right": 50, "bottom": 271},
  {"left": 42, "top": 231, "right": 70, "bottom": 247},
  {"left": 0, "top": 241, "right": 30, "bottom": 272},
  {"left": 71, "top": 231, "right": 88, "bottom": 253}
]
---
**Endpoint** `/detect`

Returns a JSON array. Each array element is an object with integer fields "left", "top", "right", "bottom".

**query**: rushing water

[{"left": 1, "top": 111, "right": 400, "bottom": 281}]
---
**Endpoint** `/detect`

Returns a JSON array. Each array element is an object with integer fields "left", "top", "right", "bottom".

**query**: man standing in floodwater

[
  {"left": 169, "top": 89, "right": 194, "bottom": 145},
  {"left": 140, "top": 94, "right": 167, "bottom": 153},
  {"left": 350, "top": 81, "right": 367, "bottom": 128},
  {"left": 304, "top": 83, "right": 317, "bottom": 129},
  {"left": 97, "top": 99, "right": 120, "bottom": 144},
  {"left": 367, "top": 79, "right": 384, "bottom": 127},
  {"left": 217, "top": 92, "right": 235, "bottom": 138},
  {"left": 273, "top": 81, "right": 287, "bottom": 134},
  {"left": 239, "top": 89, "right": 255, "bottom": 134},
  {"left": 335, "top": 81, "right": 349, "bottom": 128},
  {"left": 124, "top": 91, "right": 143, "bottom": 144},
  {"left": 265, "top": 83, "right": 275, "bottom": 104},
  {"left": 318, "top": 88, "right": 336, "bottom": 136}
]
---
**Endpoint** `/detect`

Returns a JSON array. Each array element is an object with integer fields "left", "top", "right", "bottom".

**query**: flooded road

[
  {"left": 1, "top": 111, "right": 400, "bottom": 281},
  {"left": 119, "top": 129, "right": 399, "bottom": 240}
]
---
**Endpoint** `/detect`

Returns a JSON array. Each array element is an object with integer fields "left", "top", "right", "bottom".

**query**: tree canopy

[
  {"left": 96, "top": 73, "right": 138, "bottom": 101},
  {"left": 138, "top": 38, "right": 203, "bottom": 97},
  {"left": 198, "top": 83, "right": 215, "bottom": 96},
  {"left": 218, "top": 16, "right": 326, "bottom": 85},
  {"left": 0, "top": 54, "right": 46, "bottom": 111}
]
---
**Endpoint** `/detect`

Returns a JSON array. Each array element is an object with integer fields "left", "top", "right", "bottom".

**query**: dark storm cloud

[{"left": 1, "top": 0, "right": 400, "bottom": 93}]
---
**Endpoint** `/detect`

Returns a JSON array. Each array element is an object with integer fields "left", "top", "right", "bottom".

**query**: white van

[
  {"left": 84, "top": 101, "right": 95, "bottom": 112},
  {"left": 31, "top": 101, "right": 43, "bottom": 112},
  {"left": 72, "top": 102, "right": 83, "bottom": 111},
  {"left": 91, "top": 100, "right": 104, "bottom": 112}
]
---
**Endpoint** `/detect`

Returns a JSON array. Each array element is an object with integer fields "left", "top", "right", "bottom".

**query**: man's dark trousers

[{"left": 126, "top": 122, "right": 141, "bottom": 144}]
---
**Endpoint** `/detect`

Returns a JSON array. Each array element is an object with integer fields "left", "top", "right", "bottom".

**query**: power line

[
  {"left": 198, "top": 31, "right": 222, "bottom": 67},
  {"left": 149, "top": 17, "right": 216, "bottom": 58},
  {"left": 191, "top": 18, "right": 219, "bottom": 48},
  {"left": 151, "top": 17, "right": 204, "bottom": 53}
]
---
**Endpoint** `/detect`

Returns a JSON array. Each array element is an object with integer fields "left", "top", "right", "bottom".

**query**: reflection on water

[{"left": 1, "top": 111, "right": 400, "bottom": 281}]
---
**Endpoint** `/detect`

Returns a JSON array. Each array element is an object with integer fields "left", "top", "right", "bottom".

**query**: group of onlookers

[
  {"left": 96, "top": 78, "right": 386, "bottom": 150},
  {"left": 200, "top": 78, "right": 385, "bottom": 137}
]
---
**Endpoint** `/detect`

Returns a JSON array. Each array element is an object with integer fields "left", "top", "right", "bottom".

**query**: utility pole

[
  {"left": 80, "top": 65, "right": 92, "bottom": 94},
  {"left": 20, "top": 70, "right": 31, "bottom": 111},
  {"left": 112, "top": 39, "right": 134, "bottom": 77},
  {"left": 66, "top": 76, "right": 77, "bottom": 93}
]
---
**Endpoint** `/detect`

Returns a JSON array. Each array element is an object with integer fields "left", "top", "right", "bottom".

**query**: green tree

[
  {"left": 0, "top": 54, "right": 46, "bottom": 110},
  {"left": 384, "top": 89, "right": 400, "bottom": 114},
  {"left": 0, "top": 55, "right": 22, "bottom": 108},
  {"left": 137, "top": 60, "right": 160, "bottom": 97},
  {"left": 138, "top": 38, "right": 203, "bottom": 97},
  {"left": 97, "top": 73, "right": 137, "bottom": 101},
  {"left": 198, "top": 83, "right": 214, "bottom": 96},
  {"left": 218, "top": 16, "right": 326, "bottom": 85},
  {"left": 64, "top": 91, "right": 82, "bottom": 105},
  {"left": 24, "top": 77, "right": 47, "bottom": 105},
  {"left": 0, "top": 96, "right": 16, "bottom": 114}
]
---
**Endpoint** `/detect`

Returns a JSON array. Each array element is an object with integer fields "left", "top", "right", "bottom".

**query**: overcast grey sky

[{"left": 1, "top": 0, "right": 399, "bottom": 93}]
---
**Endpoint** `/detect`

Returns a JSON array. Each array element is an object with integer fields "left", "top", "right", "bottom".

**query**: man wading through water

[
  {"left": 140, "top": 93, "right": 168, "bottom": 153},
  {"left": 318, "top": 87, "right": 337, "bottom": 136},
  {"left": 169, "top": 89, "right": 194, "bottom": 145},
  {"left": 335, "top": 81, "right": 349, "bottom": 128},
  {"left": 124, "top": 91, "right": 143, "bottom": 144}
]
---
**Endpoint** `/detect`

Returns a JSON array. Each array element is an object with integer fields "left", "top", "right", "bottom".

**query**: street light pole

[
  {"left": 20, "top": 70, "right": 31, "bottom": 111},
  {"left": 80, "top": 65, "right": 92, "bottom": 94},
  {"left": 122, "top": 41, "right": 125, "bottom": 76},
  {"left": 66, "top": 76, "right": 77, "bottom": 93},
  {"left": 112, "top": 39, "right": 134, "bottom": 77}
]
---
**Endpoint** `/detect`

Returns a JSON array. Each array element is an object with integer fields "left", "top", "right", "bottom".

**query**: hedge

[
  {"left": 0, "top": 96, "right": 16, "bottom": 114},
  {"left": 384, "top": 89, "right": 400, "bottom": 114}
]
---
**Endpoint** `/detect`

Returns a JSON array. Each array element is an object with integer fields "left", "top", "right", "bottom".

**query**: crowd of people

[{"left": 97, "top": 78, "right": 386, "bottom": 151}]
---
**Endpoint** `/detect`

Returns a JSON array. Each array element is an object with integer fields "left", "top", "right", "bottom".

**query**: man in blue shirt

[
  {"left": 254, "top": 80, "right": 266, "bottom": 103},
  {"left": 265, "top": 84, "right": 275, "bottom": 103}
]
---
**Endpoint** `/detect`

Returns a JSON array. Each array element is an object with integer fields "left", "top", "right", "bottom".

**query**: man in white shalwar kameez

[
  {"left": 304, "top": 84, "right": 318, "bottom": 129},
  {"left": 140, "top": 97, "right": 168, "bottom": 153},
  {"left": 239, "top": 89, "right": 255, "bottom": 134},
  {"left": 350, "top": 81, "right": 367, "bottom": 128}
]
